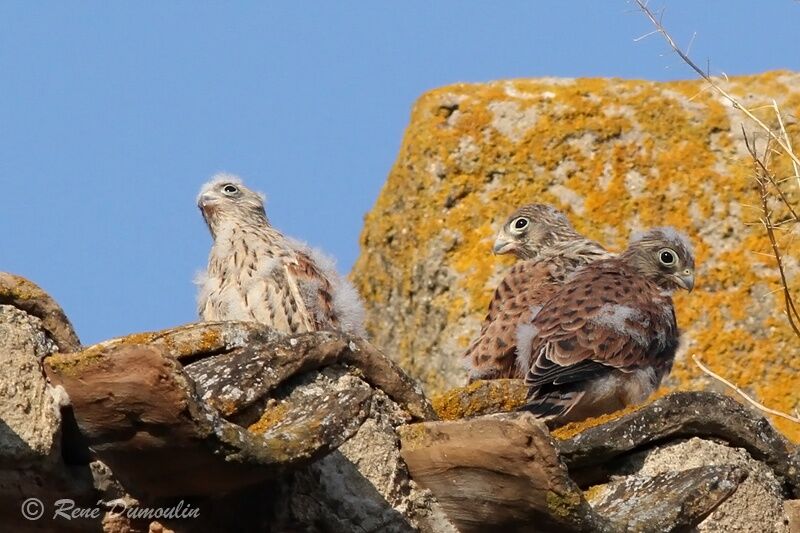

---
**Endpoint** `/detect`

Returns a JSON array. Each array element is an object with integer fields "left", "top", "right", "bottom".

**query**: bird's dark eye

[
  {"left": 512, "top": 217, "right": 529, "bottom": 231},
  {"left": 222, "top": 184, "right": 239, "bottom": 195},
  {"left": 659, "top": 249, "right": 676, "bottom": 266}
]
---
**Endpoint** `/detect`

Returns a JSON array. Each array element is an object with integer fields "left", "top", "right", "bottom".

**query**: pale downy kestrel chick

[
  {"left": 196, "top": 174, "right": 366, "bottom": 336},
  {"left": 464, "top": 204, "right": 611, "bottom": 381},
  {"left": 521, "top": 227, "right": 695, "bottom": 427}
]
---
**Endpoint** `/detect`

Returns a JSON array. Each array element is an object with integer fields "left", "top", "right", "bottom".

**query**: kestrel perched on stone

[
  {"left": 521, "top": 227, "right": 695, "bottom": 426},
  {"left": 464, "top": 204, "right": 611, "bottom": 381},
  {"left": 196, "top": 174, "right": 365, "bottom": 336}
]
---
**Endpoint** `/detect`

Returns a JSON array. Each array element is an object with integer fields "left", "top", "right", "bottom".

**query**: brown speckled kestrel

[
  {"left": 464, "top": 204, "right": 611, "bottom": 381},
  {"left": 521, "top": 227, "right": 695, "bottom": 427},
  {"left": 196, "top": 174, "right": 365, "bottom": 336}
]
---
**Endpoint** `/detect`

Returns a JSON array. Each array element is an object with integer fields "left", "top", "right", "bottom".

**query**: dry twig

[
  {"left": 693, "top": 355, "right": 800, "bottom": 424},
  {"left": 632, "top": 0, "right": 800, "bottom": 168},
  {"left": 633, "top": 0, "right": 800, "bottom": 340},
  {"left": 773, "top": 99, "right": 800, "bottom": 190},
  {"left": 742, "top": 130, "right": 800, "bottom": 338}
]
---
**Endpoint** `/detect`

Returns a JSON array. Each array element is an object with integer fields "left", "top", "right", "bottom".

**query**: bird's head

[
  {"left": 492, "top": 203, "right": 578, "bottom": 259},
  {"left": 197, "top": 174, "right": 268, "bottom": 238},
  {"left": 621, "top": 227, "right": 695, "bottom": 293}
]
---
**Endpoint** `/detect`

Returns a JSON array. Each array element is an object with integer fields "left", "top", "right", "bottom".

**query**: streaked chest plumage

[{"left": 199, "top": 226, "right": 316, "bottom": 334}]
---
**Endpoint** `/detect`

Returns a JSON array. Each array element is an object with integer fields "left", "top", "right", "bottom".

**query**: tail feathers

[{"left": 521, "top": 388, "right": 585, "bottom": 423}]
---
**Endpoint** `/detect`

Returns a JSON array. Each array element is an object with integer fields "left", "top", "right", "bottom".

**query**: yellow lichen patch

[
  {"left": 546, "top": 489, "right": 584, "bottom": 519},
  {"left": 49, "top": 331, "right": 161, "bottom": 370},
  {"left": 45, "top": 349, "right": 107, "bottom": 376},
  {"left": 158, "top": 326, "right": 224, "bottom": 359},
  {"left": 197, "top": 328, "right": 222, "bottom": 353},
  {"left": 551, "top": 402, "right": 648, "bottom": 441},
  {"left": 44, "top": 328, "right": 175, "bottom": 375},
  {"left": 215, "top": 398, "right": 240, "bottom": 417},
  {"left": 353, "top": 71, "right": 800, "bottom": 441},
  {"left": 63, "top": 324, "right": 230, "bottom": 365},
  {"left": 114, "top": 331, "right": 159, "bottom": 347},
  {"left": 581, "top": 483, "right": 608, "bottom": 504},
  {"left": 396, "top": 422, "right": 434, "bottom": 451},
  {"left": 247, "top": 403, "right": 289, "bottom": 435},
  {"left": 431, "top": 379, "right": 527, "bottom": 421},
  {"left": 0, "top": 276, "right": 44, "bottom": 302}
]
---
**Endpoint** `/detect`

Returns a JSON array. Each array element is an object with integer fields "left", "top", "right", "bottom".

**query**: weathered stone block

[{"left": 352, "top": 71, "right": 800, "bottom": 441}]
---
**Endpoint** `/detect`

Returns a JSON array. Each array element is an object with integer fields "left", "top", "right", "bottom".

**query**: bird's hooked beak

[
  {"left": 197, "top": 192, "right": 221, "bottom": 230},
  {"left": 673, "top": 269, "right": 695, "bottom": 292},
  {"left": 198, "top": 192, "right": 222, "bottom": 218},
  {"left": 493, "top": 233, "right": 517, "bottom": 255},
  {"left": 198, "top": 192, "right": 216, "bottom": 210}
]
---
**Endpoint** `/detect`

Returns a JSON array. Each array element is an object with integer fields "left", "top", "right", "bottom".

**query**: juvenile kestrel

[
  {"left": 464, "top": 204, "right": 611, "bottom": 381},
  {"left": 196, "top": 174, "right": 365, "bottom": 336},
  {"left": 521, "top": 227, "right": 695, "bottom": 426}
]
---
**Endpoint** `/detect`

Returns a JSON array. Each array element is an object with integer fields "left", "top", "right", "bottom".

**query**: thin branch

[
  {"left": 776, "top": 175, "right": 800, "bottom": 185},
  {"left": 633, "top": 0, "right": 800, "bottom": 169},
  {"left": 633, "top": 29, "right": 660, "bottom": 42},
  {"left": 743, "top": 129, "right": 800, "bottom": 337},
  {"left": 750, "top": 146, "right": 799, "bottom": 221},
  {"left": 693, "top": 355, "right": 800, "bottom": 424},
  {"left": 769, "top": 219, "right": 798, "bottom": 229},
  {"left": 685, "top": 31, "right": 697, "bottom": 57},
  {"left": 633, "top": 0, "right": 800, "bottom": 341},
  {"left": 773, "top": 99, "right": 800, "bottom": 191},
  {"left": 765, "top": 286, "right": 789, "bottom": 297}
]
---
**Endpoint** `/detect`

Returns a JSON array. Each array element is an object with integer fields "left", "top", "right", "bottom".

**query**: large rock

[
  {"left": 0, "top": 280, "right": 96, "bottom": 532},
  {"left": 43, "top": 320, "right": 451, "bottom": 532},
  {"left": 351, "top": 71, "right": 800, "bottom": 441},
  {"left": 598, "top": 437, "right": 791, "bottom": 532},
  {"left": 398, "top": 391, "right": 800, "bottom": 532},
  {"left": 0, "top": 305, "right": 61, "bottom": 463}
]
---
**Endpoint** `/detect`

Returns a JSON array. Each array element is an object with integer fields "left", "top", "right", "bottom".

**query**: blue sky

[{"left": 1, "top": 1, "right": 798, "bottom": 345}]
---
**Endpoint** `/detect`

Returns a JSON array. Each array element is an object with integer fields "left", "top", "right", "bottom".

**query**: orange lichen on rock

[
  {"left": 352, "top": 71, "right": 800, "bottom": 441},
  {"left": 551, "top": 386, "right": 676, "bottom": 441},
  {"left": 551, "top": 403, "right": 647, "bottom": 441},
  {"left": 431, "top": 379, "right": 527, "bottom": 420},
  {"left": 45, "top": 349, "right": 107, "bottom": 376},
  {"left": 248, "top": 403, "right": 290, "bottom": 435}
]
